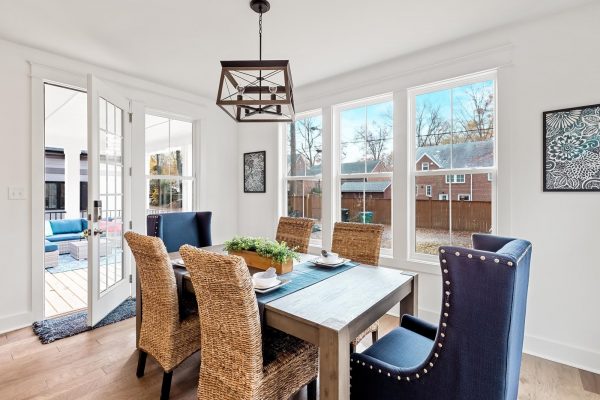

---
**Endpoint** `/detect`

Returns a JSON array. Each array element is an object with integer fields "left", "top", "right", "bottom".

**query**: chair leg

[
  {"left": 307, "top": 378, "right": 317, "bottom": 400},
  {"left": 371, "top": 328, "right": 379, "bottom": 344},
  {"left": 160, "top": 371, "right": 173, "bottom": 400},
  {"left": 136, "top": 350, "right": 147, "bottom": 378}
]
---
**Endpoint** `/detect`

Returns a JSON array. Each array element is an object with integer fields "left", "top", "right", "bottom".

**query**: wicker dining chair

[
  {"left": 275, "top": 216, "right": 315, "bottom": 253},
  {"left": 331, "top": 222, "right": 385, "bottom": 352},
  {"left": 124, "top": 231, "right": 200, "bottom": 400},
  {"left": 179, "top": 245, "right": 318, "bottom": 400}
]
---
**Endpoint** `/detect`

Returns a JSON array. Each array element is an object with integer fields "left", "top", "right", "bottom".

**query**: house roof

[
  {"left": 306, "top": 159, "right": 381, "bottom": 176},
  {"left": 341, "top": 180, "right": 391, "bottom": 193},
  {"left": 416, "top": 140, "right": 494, "bottom": 169}
]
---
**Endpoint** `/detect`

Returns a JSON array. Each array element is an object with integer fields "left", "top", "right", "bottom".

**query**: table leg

[
  {"left": 399, "top": 272, "right": 418, "bottom": 318},
  {"left": 319, "top": 324, "right": 350, "bottom": 400}
]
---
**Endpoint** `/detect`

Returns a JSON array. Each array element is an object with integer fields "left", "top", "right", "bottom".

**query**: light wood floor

[
  {"left": 1, "top": 315, "right": 598, "bottom": 399},
  {"left": 44, "top": 269, "right": 88, "bottom": 318}
]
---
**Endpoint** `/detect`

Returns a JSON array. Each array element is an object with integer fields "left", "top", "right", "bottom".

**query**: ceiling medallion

[{"left": 216, "top": 0, "right": 295, "bottom": 122}]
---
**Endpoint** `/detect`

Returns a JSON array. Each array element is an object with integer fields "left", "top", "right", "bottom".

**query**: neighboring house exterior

[{"left": 415, "top": 140, "right": 493, "bottom": 202}]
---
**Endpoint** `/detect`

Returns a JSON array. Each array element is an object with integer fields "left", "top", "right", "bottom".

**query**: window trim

[
  {"left": 421, "top": 162, "right": 429, "bottom": 171},
  {"left": 445, "top": 174, "right": 466, "bottom": 184},
  {"left": 438, "top": 193, "right": 449, "bottom": 201},
  {"left": 333, "top": 93, "right": 394, "bottom": 256},
  {"left": 457, "top": 193, "right": 471, "bottom": 201},
  {"left": 425, "top": 184, "right": 432, "bottom": 197},
  {"left": 407, "top": 70, "right": 497, "bottom": 264}
]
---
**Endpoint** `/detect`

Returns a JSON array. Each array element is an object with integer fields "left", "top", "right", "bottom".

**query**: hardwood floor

[{"left": 0, "top": 315, "right": 597, "bottom": 399}]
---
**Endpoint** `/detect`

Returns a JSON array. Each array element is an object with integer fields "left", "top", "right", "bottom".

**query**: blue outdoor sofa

[{"left": 45, "top": 218, "right": 88, "bottom": 254}]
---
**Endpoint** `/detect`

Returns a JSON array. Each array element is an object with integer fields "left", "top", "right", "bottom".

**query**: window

[
  {"left": 45, "top": 182, "right": 65, "bottom": 210},
  {"left": 145, "top": 114, "right": 194, "bottom": 214},
  {"left": 337, "top": 95, "right": 393, "bottom": 252},
  {"left": 421, "top": 162, "right": 429, "bottom": 171},
  {"left": 425, "top": 185, "right": 432, "bottom": 197},
  {"left": 445, "top": 174, "right": 465, "bottom": 184},
  {"left": 410, "top": 71, "right": 496, "bottom": 258},
  {"left": 284, "top": 111, "right": 323, "bottom": 243}
]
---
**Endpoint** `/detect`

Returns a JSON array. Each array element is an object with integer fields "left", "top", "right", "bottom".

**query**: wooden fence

[
  {"left": 288, "top": 196, "right": 491, "bottom": 232},
  {"left": 416, "top": 200, "right": 491, "bottom": 232}
]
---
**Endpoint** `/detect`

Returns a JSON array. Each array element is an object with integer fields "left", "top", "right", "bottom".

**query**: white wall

[
  {"left": 236, "top": 3, "right": 600, "bottom": 372},
  {"left": 0, "top": 39, "right": 238, "bottom": 333}
]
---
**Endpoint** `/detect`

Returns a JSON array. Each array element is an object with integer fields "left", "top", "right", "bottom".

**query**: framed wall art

[
  {"left": 243, "top": 151, "right": 266, "bottom": 193},
  {"left": 543, "top": 103, "right": 600, "bottom": 191}
]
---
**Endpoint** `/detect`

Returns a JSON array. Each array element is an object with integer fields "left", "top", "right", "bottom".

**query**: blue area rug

[
  {"left": 46, "top": 254, "right": 117, "bottom": 274},
  {"left": 45, "top": 254, "right": 88, "bottom": 274},
  {"left": 32, "top": 297, "right": 136, "bottom": 344}
]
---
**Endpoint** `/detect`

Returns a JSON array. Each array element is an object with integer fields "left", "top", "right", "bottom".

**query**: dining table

[{"left": 136, "top": 244, "right": 418, "bottom": 400}]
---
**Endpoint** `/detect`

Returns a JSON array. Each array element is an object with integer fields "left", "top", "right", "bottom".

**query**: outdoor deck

[{"left": 44, "top": 269, "right": 87, "bottom": 318}]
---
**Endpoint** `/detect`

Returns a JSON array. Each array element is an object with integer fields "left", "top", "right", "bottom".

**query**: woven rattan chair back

[
  {"left": 331, "top": 222, "right": 384, "bottom": 265},
  {"left": 275, "top": 217, "right": 314, "bottom": 253},
  {"left": 124, "top": 231, "right": 180, "bottom": 332},
  {"left": 180, "top": 245, "right": 263, "bottom": 400}
]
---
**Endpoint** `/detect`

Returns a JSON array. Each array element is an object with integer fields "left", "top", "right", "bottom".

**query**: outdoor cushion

[
  {"left": 44, "top": 220, "right": 53, "bottom": 237},
  {"left": 46, "top": 233, "right": 83, "bottom": 242},
  {"left": 49, "top": 218, "right": 86, "bottom": 235},
  {"left": 44, "top": 240, "right": 58, "bottom": 252}
]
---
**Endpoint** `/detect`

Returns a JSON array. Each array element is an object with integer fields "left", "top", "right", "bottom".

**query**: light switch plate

[{"left": 8, "top": 186, "right": 26, "bottom": 200}]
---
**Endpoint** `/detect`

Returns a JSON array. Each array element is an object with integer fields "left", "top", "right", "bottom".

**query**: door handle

[{"left": 83, "top": 228, "right": 105, "bottom": 237}]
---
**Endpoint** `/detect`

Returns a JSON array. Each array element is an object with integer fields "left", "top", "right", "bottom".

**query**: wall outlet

[{"left": 8, "top": 186, "right": 26, "bottom": 200}]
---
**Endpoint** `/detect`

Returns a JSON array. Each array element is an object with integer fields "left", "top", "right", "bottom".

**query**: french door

[{"left": 86, "top": 74, "right": 132, "bottom": 326}]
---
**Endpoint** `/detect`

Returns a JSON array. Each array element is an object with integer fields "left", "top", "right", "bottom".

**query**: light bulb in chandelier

[
  {"left": 237, "top": 85, "right": 245, "bottom": 96},
  {"left": 268, "top": 86, "right": 278, "bottom": 94}
]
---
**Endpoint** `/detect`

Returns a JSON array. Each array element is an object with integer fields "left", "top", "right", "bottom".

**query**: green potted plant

[{"left": 223, "top": 236, "right": 299, "bottom": 274}]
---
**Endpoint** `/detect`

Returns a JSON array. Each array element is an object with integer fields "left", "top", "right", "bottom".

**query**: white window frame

[
  {"left": 438, "top": 193, "right": 449, "bottom": 201},
  {"left": 144, "top": 111, "right": 197, "bottom": 214},
  {"left": 457, "top": 193, "right": 471, "bottom": 201},
  {"left": 445, "top": 174, "right": 465, "bottom": 184},
  {"left": 408, "top": 70, "right": 497, "bottom": 264},
  {"left": 425, "top": 185, "right": 432, "bottom": 197},
  {"left": 282, "top": 109, "right": 323, "bottom": 246},
  {"left": 333, "top": 93, "right": 394, "bottom": 256},
  {"left": 421, "top": 162, "right": 429, "bottom": 171}
]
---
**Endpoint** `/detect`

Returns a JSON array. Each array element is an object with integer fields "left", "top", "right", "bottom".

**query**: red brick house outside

[{"left": 415, "top": 140, "right": 493, "bottom": 202}]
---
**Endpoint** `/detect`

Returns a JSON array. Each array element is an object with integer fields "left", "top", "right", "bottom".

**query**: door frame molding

[{"left": 31, "top": 63, "right": 88, "bottom": 321}]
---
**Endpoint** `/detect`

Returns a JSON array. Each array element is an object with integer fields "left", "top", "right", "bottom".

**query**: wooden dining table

[{"left": 137, "top": 245, "right": 418, "bottom": 400}]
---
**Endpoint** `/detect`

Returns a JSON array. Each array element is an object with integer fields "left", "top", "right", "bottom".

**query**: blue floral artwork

[{"left": 544, "top": 104, "right": 600, "bottom": 191}]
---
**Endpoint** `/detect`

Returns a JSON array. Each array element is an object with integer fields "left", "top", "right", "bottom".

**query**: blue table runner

[{"left": 256, "top": 260, "right": 359, "bottom": 322}]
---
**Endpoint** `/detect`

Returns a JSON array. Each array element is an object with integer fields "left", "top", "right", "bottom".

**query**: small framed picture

[
  {"left": 243, "top": 151, "right": 266, "bottom": 193},
  {"left": 543, "top": 103, "right": 600, "bottom": 191}
]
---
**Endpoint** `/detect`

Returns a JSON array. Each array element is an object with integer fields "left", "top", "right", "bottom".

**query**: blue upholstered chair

[
  {"left": 146, "top": 211, "right": 212, "bottom": 252},
  {"left": 350, "top": 234, "right": 532, "bottom": 400}
]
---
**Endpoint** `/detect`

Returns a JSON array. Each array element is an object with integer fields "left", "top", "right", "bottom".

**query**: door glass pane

[
  {"left": 366, "top": 102, "right": 394, "bottom": 171},
  {"left": 98, "top": 97, "right": 124, "bottom": 293},
  {"left": 340, "top": 107, "right": 367, "bottom": 171},
  {"left": 415, "top": 177, "right": 451, "bottom": 255}
]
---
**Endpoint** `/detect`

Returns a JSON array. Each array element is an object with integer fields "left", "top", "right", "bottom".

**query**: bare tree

[
  {"left": 294, "top": 117, "right": 322, "bottom": 168},
  {"left": 415, "top": 101, "right": 451, "bottom": 146},
  {"left": 455, "top": 84, "right": 494, "bottom": 142},
  {"left": 354, "top": 123, "right": 391, "bottom": 162}
]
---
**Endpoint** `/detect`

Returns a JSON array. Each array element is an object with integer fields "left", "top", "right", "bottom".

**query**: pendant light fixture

[{"left": 216, "top": 0, "right": 295, "bottom": 122}]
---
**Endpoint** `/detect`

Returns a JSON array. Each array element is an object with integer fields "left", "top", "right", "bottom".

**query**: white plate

[
  {"left": 253, "top": 277, "right": 280, "bottom": 290},
  {"left": 254, "top": 279, "right": 291, "bottom": 294},
  {"left": 309, "top": 257, "right": 350, "bottom": 268}
]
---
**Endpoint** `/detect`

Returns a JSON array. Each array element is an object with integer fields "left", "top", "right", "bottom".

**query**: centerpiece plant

[{"left": 224, "top": 236, "right": 300, "bottom": 265}]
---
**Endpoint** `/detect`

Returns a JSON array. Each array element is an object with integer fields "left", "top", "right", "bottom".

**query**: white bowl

[
  {"left": 253, "top": 272, "right": 279, "bottom": 289},
  {"left": 319, "top": 252, "right": 342, "bottom": 264}
]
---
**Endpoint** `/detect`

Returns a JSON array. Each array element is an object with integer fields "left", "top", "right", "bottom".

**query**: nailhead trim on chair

[{"left": 352, "top": 247, "right": 521, "bottom": 383}]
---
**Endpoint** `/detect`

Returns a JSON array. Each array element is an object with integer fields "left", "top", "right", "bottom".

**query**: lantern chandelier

[{"left": 216, "top": 0, "right": 295, "bottom": 122}]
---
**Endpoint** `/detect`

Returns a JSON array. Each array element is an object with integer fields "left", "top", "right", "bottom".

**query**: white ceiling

[{"left": 0, "top": 0, "right": 592, "bottom": 99}]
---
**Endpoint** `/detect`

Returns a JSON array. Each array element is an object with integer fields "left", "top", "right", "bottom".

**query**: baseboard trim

[
  {"left": 0, "top": 312, "right": 33, "bottom": 335},
  {"left": 524, "top": 334, "right": 600, "bottom": 374}
]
